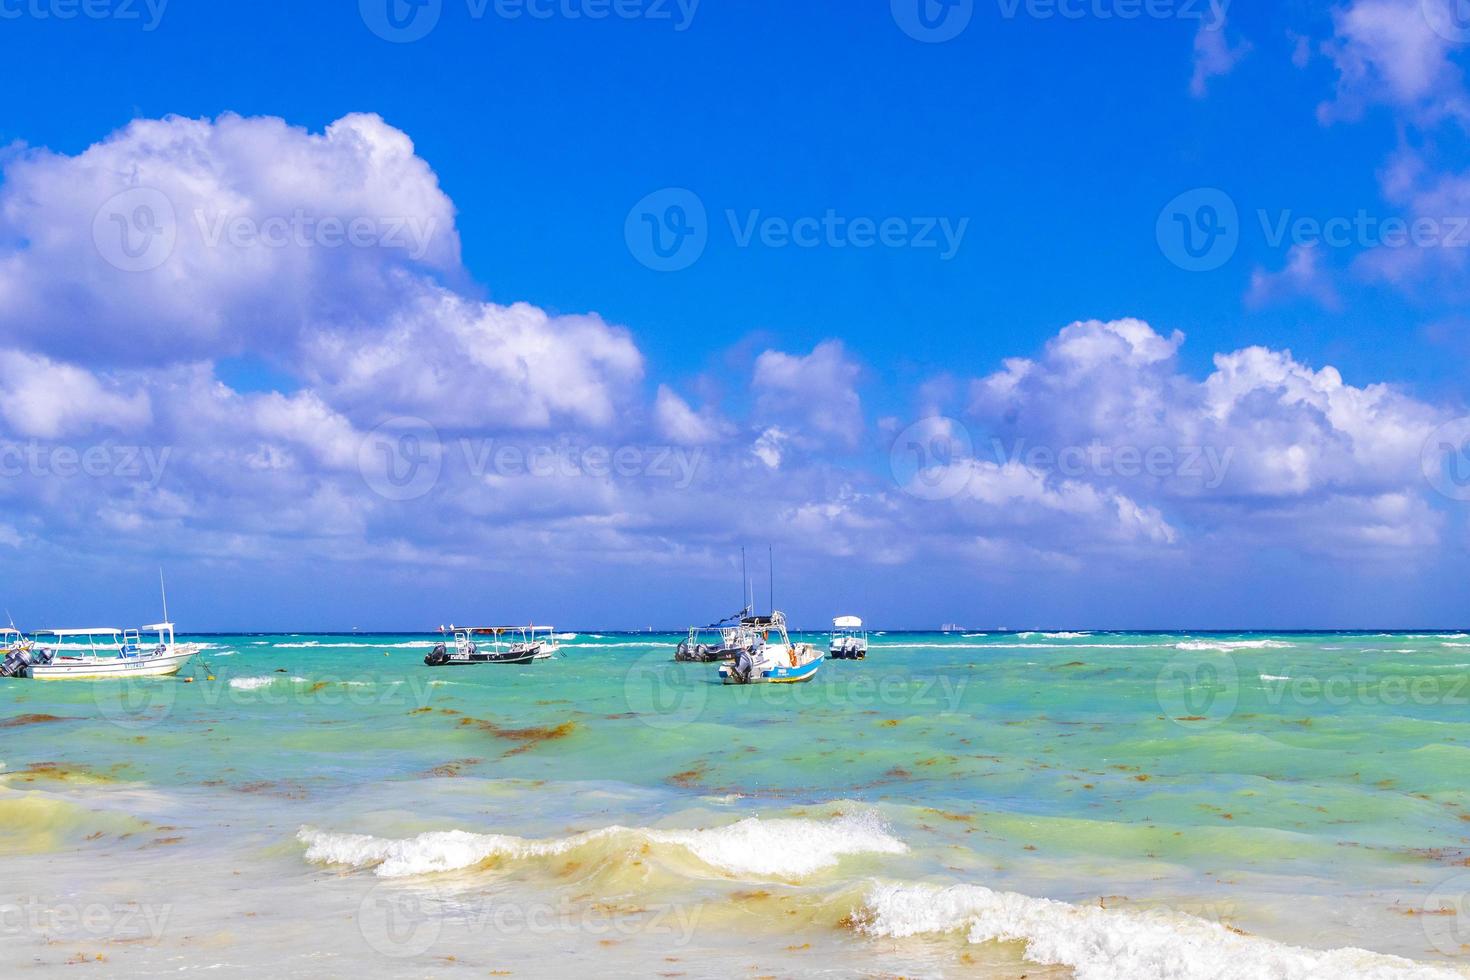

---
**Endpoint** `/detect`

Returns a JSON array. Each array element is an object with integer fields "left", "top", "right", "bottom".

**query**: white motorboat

[
  {"left": 718, "top": 611, "right": 823, "bottom": 684},
  {"left": 25, "top": 624, "right": 199, "bottom": 679},
  {"left": 829, "top": 615, "right": 869, "bottom": 660}
]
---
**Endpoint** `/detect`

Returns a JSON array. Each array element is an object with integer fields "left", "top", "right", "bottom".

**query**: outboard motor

[
  {"left": 731, "top": 648, "right": 756, "bottom": 684},
  {"left": 675, "top": 639, "right": 692, "bottom": 662},
  {"left": 424, "top": 643, "right": 449, "bottom": 667},
  {"left": 0, "top": 649, "right": 28, "bottom": 678}
]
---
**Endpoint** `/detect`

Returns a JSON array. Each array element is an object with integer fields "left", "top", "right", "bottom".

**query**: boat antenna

[
  {"left": 741, "top": 546, "right": 750, "bottom": 613},
  {"left": 768, "top": 545, "right": 774, "bottom": 613},
  {"left": 159, "top": 568, "right": 170, "bottom": 624}
]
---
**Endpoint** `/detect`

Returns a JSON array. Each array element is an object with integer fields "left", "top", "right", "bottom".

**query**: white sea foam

[
  {"left": 298, "top": 811, "right": 906, "bottom": 880},
  {"left": 857, "top": 882, "right": 1460, "bottom": 980},
  {"left": 228, "top": 675, "right": 308, "bottom": 690},
  {"left": 1174, "top": 640, "right": 1293, "bottom": 652},
  {"left": 269, "top": 640, "right": 434, "bottom": 649},
  {"left": 902, "top": 642, "right": 1160, "bottom": 651}
]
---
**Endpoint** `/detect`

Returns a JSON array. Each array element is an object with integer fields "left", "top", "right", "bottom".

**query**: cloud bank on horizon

[{"left": 0, "top": 0, "right": 1467, "bottom": 625}]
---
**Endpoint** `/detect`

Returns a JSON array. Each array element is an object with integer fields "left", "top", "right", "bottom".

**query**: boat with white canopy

[
  {"left": 829, "top": 615, "right": 869, "bottom": 659},
  {"left": 424, "top": 625, "right": 559, "bottom": 666},
  {"left": 24, "top": 623, "right": 199, "bottom": 679}
]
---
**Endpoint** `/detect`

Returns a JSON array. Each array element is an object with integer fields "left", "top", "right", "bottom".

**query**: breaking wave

[
  {"left": 298, "top": 811, "right": 906, "bottom": 881},
  {"left": 854, "top": 882, "right": 1460, "bottom": 980}
]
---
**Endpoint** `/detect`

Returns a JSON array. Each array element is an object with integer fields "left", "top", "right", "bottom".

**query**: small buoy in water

[
  {"left": 184, "top": 677, "right": 193, "bottom": 684},
  {"left": 384, "top": 652, "right": 389, "bottom": 657},
  {"left": 207, "top": 675, "right": 216, "bottom": 681}
]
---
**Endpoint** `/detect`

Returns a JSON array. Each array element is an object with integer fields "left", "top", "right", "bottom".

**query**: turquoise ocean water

[{"left": 4, "top": 630, "right": 1470, "bottom": 978}]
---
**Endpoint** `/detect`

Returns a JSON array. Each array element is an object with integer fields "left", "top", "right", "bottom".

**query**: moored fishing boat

[
  {"left": 675, "top": 607, "right": 761, "bottom": 662},
  {"left": 829, "top": 615, "right": 868, "bottom": 659},
  {"left": 424, "top": 625, "right": 557, "bottom": 666},
  {"left": 718, "top": 611, "right": 822, "bottom": 684},
  {"left": 24, "top": 623, "right": 199, "bottom": 679}
]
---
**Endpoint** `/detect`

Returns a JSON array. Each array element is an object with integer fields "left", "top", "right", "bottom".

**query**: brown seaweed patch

[
  {"left": 13, "top": 761, "right": 120, "bottom": 784},
  {"left": 0, "top": 713, "right": 73, "bottom": 729},
  {"left": 470, "top": 720, "right": 578, "bottom": 756},
  {"left": 732, "top": 889, "right": 772, "bottom": 902},
  {"left": 233, "top": 780, "right": 309, "bottom": 799},
  {"left": 669, "top": 764, "right": 708, "bottom": 788}
]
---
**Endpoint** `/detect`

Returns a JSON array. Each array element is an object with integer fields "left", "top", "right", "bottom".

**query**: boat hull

[
  {"left": 425, "top": 651, "right": 539, "bottom": 666},
  {"left": 26, "top": 648, "right": 198, "bottom": 680},
  {"left": 719, "top": 653, "right": 823, "bottom": 685}
]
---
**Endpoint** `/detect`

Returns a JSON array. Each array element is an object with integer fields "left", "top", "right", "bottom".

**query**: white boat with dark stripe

[{"left": 25, "top": 624, "right": 199, "bottom": 680}]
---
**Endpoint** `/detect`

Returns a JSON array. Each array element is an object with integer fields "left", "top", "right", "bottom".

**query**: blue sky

[{"left": 0, "top": 0, "right": 1468, "bottom": 629}]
